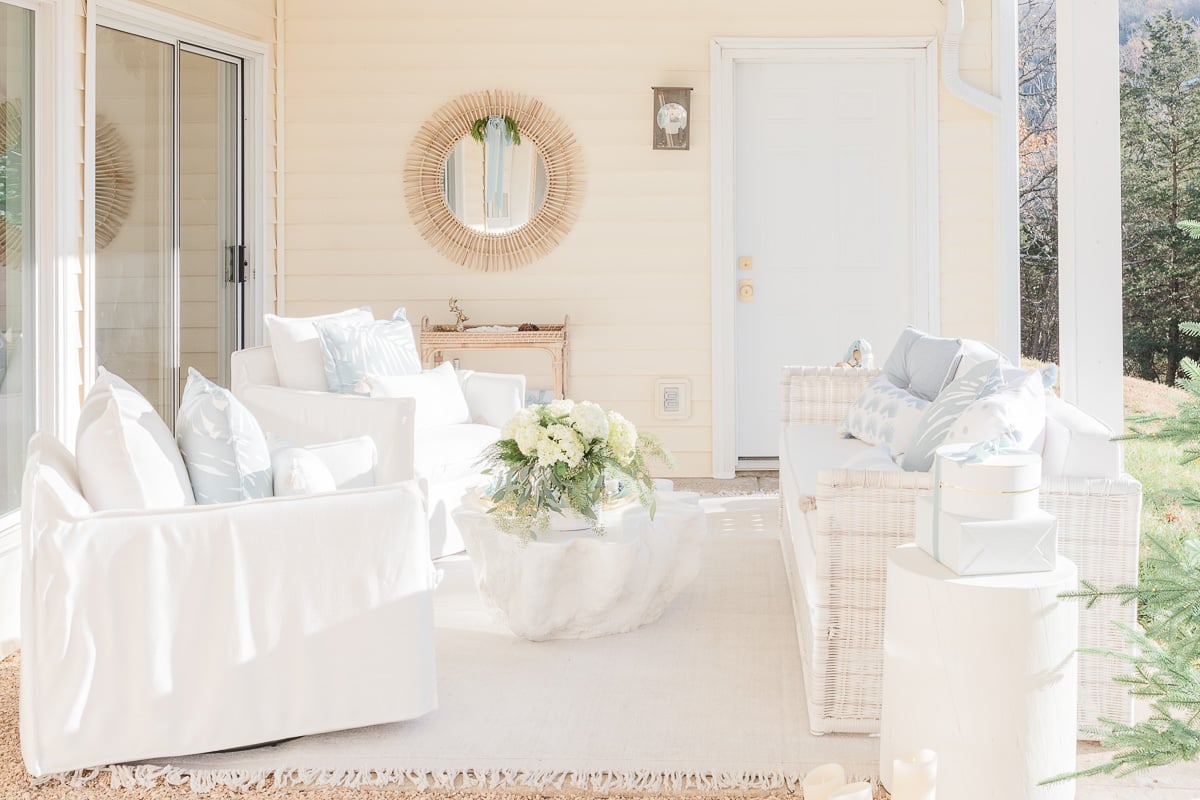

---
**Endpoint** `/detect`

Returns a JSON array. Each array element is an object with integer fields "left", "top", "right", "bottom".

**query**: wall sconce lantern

[{"left": 652, "top": 86, "right": 691, "bottom": 150}]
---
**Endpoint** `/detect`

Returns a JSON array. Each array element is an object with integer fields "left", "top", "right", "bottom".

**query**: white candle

[
  {"left": 828, "top": 781, "right": 873, "bottom": 800},
  {"left": 891, "top": 749, "right": 937, "bottom": 800},
  {"left": 801, "top": 763, "right": 846, "bottom": 800}
]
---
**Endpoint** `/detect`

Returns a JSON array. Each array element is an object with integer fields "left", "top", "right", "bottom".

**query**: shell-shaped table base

[{"left": 453, "top": 492, "right": 705, "bottom": 641}]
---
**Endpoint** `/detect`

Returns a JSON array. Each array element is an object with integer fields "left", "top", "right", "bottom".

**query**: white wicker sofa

[{"left": 779, "top": 365, "right": 1142, "bottom": 737}]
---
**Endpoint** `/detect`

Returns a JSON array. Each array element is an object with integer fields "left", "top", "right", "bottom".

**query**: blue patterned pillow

[
  {"left": 839, "top": 375, "right": 929, "bottom": 457},
  {"left": 315, "top": 307, "right": 421, "bottom": 393},
  {"left": 900, "top": 360, "right": 998, "bottom": 472},
  {"left": 176, "top": 368, "right": 273, "bottom": 504}
]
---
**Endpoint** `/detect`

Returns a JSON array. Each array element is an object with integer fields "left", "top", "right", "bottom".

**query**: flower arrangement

[{"left": 482, "top": 400, "right": 674, "bottom": 539}]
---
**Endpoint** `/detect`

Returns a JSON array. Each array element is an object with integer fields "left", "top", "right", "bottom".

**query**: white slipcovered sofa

[
  {"left": 20, "top": 431, "right": 438, "bottom": 776},
  {"left": 232, "top": 345, "right": 525, "bottom": 559},
  {"left": 779, "top": 365, "right": 1142, "bottom": 737}
]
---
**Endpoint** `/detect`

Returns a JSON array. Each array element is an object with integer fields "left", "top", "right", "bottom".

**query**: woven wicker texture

[
  {"left": 779, "top": 367, "right": 1142, "bottom": 736},
  {"left": 404, "top": 90, "right": 583, "bottom": 272}
]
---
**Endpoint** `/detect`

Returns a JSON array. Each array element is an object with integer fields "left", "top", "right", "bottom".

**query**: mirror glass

[{"left": 442, "top": 135, "right": 548, "bottom": 234}]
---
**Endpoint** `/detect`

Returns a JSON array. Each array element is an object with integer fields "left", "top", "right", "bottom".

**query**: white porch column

[{"left": 1057, "top": 0, "right": 1125, "bottom": 434}]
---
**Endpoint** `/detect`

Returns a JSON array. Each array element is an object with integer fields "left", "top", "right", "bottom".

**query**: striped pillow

[{"left": 900, "top": 360, "right": 998, "bottom": 472}]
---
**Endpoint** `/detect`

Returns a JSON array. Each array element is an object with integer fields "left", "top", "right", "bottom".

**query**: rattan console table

[{"left": 418, "top": 316, "right": 569, "bottom": 399}]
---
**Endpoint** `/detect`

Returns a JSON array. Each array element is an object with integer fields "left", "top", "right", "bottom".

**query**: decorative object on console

[
  {"left": 264, "top": 306, "right": 374, "bottom": 391},
  {"left": 481, "top": 400, "right": 673, "bottom": 539},
  {"left": 405, "top": 89, "right": 583, "bottom": 271},
  {"left": 176, "top": 367, "right": 273, "bottom": 504},
  {"left": 314, "top": 307, "right": 421, "bottom": 393},
  {"left": 651, "top": 86, "right": 691, "bottom": 150},
  {"left": 420, "top": 314, "right": 569, "bottom": 399},
  {"left": 448, "top": 297, "right": 469, "bottom": 331},
  {"left": 76, "top": 367, "right": 195, "bottom": 511}
]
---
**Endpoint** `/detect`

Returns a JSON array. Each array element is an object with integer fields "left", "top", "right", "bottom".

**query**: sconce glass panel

[{"left": 652, "top": 86, "right": 691, "bottom": 150}]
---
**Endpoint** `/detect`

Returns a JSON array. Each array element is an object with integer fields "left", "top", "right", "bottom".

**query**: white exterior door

[{"left": 733, "top": 58, "right": 924, "bottom": 461}]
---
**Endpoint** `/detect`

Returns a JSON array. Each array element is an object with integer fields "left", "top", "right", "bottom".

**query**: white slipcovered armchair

[
  {"left": 20, "top": 432, "right": 438, "bottom": 776},
  {"left": 232, "top": 345, "right": 525, "bottom": 558}
]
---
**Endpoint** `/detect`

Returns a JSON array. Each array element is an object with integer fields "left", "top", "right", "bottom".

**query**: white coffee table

[{"left": 451, "top": 489, "right": 705, "bottom": 641}]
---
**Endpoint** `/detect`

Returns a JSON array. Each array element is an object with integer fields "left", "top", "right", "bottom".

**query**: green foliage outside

[{"left": 1050, "top": 328, "right": 1200, "bottom": 779}]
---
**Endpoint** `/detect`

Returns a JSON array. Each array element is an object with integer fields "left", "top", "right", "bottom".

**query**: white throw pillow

[
  {"left": 176, "top": 368, "right": 274, "bottom": 504},
  {"left": 271, "top": 446, "right": 337, "bottom": 497},
  {"left": 365, "top": 363, "right": 471, "bottom": 431},
  {"left": 265, "top": 307, "right": 373, "bottom": 390},
  {"left": 315, "top": 307, "right": 421, "bottom": 393},
  {"left": 838, "top": 375, "right": 929, "bottom": 457},
  {"left": 76, "top": 368, "right": 196, "bottom": 510},
  {"left": 942, "top": 367, "right": 1047, "bottom": 452}
]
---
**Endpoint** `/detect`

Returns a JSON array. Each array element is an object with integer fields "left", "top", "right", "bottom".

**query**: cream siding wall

[{"left": 281, "top": 0, "right": 998, "bottom": 476}]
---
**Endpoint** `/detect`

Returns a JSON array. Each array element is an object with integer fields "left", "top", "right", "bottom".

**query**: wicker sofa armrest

[{"left": 780, "top": 366, "right": 882, "bottom": 427}]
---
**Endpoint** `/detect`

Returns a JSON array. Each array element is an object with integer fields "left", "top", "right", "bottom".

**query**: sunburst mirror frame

[{"left": 404, "top": 90, "right": 584, "bottom": 272}]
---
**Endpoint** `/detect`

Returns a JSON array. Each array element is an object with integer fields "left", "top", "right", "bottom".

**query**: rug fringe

[{"left": 42, "top": 763, "right": 837, "bottom": 794}]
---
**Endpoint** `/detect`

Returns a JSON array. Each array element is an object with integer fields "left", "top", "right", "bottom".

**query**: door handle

[
  {"left": 738, "top": 279, "right": 754, "bottom": 302},
  {"left": 227, "top": 244, "right": 247, "bottom": 284}
]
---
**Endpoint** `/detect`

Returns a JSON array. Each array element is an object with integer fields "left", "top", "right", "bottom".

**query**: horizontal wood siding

[{"left": 281, "top": 0, "right": 997, "bottom": 476}]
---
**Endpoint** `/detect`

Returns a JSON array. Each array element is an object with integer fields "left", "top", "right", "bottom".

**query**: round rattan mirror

[{"left": 404, "top": 90, "right": 583, "bottom": 272}]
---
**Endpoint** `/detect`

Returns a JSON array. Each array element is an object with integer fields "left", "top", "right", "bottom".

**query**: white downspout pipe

[{"left": 942, "top": 0, "right": 1003, "bottom": 115}]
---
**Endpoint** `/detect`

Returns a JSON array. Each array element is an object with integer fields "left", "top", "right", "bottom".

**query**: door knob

[{"left": 738, "top": 280, "right": 754, "bottom": 302}]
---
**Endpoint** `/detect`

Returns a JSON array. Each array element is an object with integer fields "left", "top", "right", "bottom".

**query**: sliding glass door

[
  {"left": 94, "top": 27, "right": 243, "bottom": 426},
  {"left": 0, "top": 3, "right": 34, "bottom": 519}
]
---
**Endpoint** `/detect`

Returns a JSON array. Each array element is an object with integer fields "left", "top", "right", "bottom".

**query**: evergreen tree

[
  {"left": 1121, "top": 12, "right": 1200, "bottom": 384},
  {"left": 1054, "top": 321, "right": 1200, "bottom": 780}
]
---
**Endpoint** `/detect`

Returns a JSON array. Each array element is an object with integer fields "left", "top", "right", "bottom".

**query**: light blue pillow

[
  {"left": 882, "top": 326, "right": 964, "bottom": 401},
  {"left": 176, "top": 368, "right": 273, "bottom": 504},
  {"left": 838, "top": 375, "right": 929, "bottom": 456},
  {"left": 900, "top": 360, "right": 998, "bottom": 472},
  {"left": 316, "top": 307, "right": 421, "bottom": 393}
]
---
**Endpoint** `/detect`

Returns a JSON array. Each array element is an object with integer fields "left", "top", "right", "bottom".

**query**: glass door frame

[
  {"left": 0, "top": 0, "right": 74, "bottom": 546},
  {"left": 85, "top": 0, "right": 269, "bottom": 405}
]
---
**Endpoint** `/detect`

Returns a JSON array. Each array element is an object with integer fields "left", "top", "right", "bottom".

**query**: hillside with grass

[{"left": 1123, "top": 374, "right": 1197, "bottom": 561}]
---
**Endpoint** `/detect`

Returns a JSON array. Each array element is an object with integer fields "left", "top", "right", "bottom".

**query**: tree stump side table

[
  {"left": 418, "top": 316, "right": 569, "bottom": 399},
  {"left": 879, "top": 544, "right": 1079, "bottom": 800}
]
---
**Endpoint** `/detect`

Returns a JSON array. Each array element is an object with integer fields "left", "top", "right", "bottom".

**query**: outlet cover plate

[{"left": 654, "top": 378, "right": 691, "bottom": 420}]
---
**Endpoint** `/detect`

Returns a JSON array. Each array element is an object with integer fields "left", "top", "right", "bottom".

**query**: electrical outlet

[{"left": 654, "top": 379, "right": 690, "bottom": 420}]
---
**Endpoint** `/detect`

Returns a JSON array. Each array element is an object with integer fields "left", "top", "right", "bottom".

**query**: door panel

[
  {"left": 95, "top": 29, "right": 243, "bottom": 427},
  {"left": 95, "top": 26, "right": 175, "bottom": 421},
  {"left": 734, "top": 60, "right": 920, "bottom": 459},
  {"left": 179, "top": 48, "right": 241, "bottom": 388}
]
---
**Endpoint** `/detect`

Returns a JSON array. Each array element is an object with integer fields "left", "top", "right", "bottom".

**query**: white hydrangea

[
  {"left": 546, "top": 398, "right": 576, "bottom": 418},
  {"left": 502, "top": 407, "right": 543, "bottom": 457},
  {"left": 534, "top": 423, "right": 585, "bottom": 468},
  {"left": 568, "top": 400, "right": 609, "bottom": 442},
  {"left": 606, "top": 410, "right": 638, "bottom": 463}
]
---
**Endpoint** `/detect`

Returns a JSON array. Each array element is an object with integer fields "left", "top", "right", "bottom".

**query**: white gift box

[
  {"left": 934, "top": 443, "right": 1041, "bottom": 520},
  {"left": 915, "top": 496, "right": 1057, "bottom": 575}
]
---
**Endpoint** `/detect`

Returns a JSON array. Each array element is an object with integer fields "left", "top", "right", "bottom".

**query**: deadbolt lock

[{"left": 738, "top": 280, "right": 754, "bottom": 302}]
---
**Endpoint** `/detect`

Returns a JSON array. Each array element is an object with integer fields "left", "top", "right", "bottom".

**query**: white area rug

[{"left": 105, "top": 499, "right": 878, "bottom": 792}]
